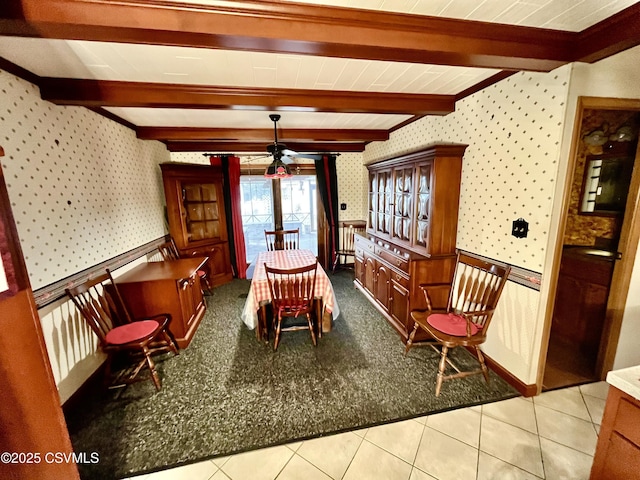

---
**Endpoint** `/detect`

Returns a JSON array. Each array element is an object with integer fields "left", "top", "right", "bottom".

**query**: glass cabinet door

[
  {"left": 377, "top": 171, "right": 392, "bottom": 236},
  {"left": 391, "top": 167, "right": 413, "bottom": 243},
  {"left": 182, "top": 183, "right": 224, "bottom": 244},
  {"left": 413, "top": 164, "right": 431, "bottom": 249},
  {"left": 368, "top": 172, "right": 376, "bottom": 231}
]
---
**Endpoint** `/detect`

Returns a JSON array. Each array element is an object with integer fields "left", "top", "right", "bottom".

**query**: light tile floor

[{"left": 126, "top": 382, "right": 609, "bottom": 480}]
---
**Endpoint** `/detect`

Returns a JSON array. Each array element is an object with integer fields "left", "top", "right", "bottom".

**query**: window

[{"left": 240, "top": 174, "right": 318, "bottom": 261}]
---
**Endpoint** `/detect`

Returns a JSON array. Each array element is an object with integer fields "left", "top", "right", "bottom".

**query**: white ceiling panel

[
  {"left": 0, "top": 0, "right": 636, "bottom": 147},
  {"left": 104, "top": 108, "right": 410, "bottom": 130},
  {"left": 276, "top": 0, "right": 636, "bottom": 30},
  {"left": 0, "top": 37, "right": 499, "bottom": 94}
]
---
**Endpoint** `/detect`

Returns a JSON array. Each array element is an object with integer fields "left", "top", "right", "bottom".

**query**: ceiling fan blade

[
  {"left": 281, "top": 155, "right": 294, "bottom": 164},
  {"left": 291, "top": 153, "right": 324, "bottom": 161},
  {"left": 281, "top": 147, "right": 299, "bottom": 157}
]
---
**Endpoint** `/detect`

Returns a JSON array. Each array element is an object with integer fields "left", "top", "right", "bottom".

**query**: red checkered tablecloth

[{"left": 241, "top": 249, "right": 337, "bottom": 330}]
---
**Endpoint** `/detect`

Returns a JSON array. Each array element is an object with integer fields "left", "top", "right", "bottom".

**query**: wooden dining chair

[
  {"left": 333, "top": 220, "right": 367, "bottom": 272},
  {"left": 405, "top": 252, "right": 511, "bottom": 396},
  {"left": 158, "top": 238, "right": 213, "bottom": 294},
  {"left": 157, "top": 239, "right": 181, "bottom": 261},
  {"left": 264, "top": 228, "right": 300, "bottom": 251},
  {"left": 66, "top": 269, "right": 179, "bottom": 391},
  {"left": 265, "top": 260, "right": 318, "bottom": 350}
]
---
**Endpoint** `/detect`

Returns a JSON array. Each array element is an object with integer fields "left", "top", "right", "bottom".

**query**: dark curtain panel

[
  {"left": 315, "top": 154, "right": 339, "bottom": 269},
  {"left": 210, "top": 155, "right": 248, "bottom": 278}
]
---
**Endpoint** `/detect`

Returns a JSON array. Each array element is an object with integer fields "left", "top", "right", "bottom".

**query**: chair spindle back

[
  {"left": 265, "top": 261, "right": 317, "bottom": 314},
  {"left": 66, "top": 270, "right": 133, "bottom": 345},
  {"left": 449, "top": 253, "right": 510, "bottom": 332},
  {"left": 265, "top": 229, "right": 300, "bottom": 251}
]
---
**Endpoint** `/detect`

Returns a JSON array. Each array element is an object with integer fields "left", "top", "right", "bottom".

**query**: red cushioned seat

[
  {"left": 197, "top": 270, "right": 205, "bottom": 276},
  {"left": 105, "top": 320, "right": 159, "bottom": 345},
  {"left": 427, "top": 313, "right": 480, "bottom": 337}
]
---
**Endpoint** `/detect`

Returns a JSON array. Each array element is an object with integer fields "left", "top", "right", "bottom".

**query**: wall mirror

[{"left": 580, "top": 153, "right": 634, "bottom": 215}]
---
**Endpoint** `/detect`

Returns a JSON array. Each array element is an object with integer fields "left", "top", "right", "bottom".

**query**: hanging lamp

[
  {"left": 264, "top": 114, "right": 292, "bottom": 178},
  {"left": 264, "top": 155, "right": 292, "bottom": 178}
]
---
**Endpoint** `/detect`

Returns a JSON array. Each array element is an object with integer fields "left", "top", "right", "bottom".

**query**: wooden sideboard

[
  {"left": 354, "top": 144, "right": 467, "bottom": 342},
  {"left": 115, "top": 258, "right": 207, "bottom": 349}
]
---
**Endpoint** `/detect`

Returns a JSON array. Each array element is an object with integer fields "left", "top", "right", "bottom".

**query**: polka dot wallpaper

[
  {"left": 364, "top": 66, "right": 573, "bottom": 273},
  {"left": 170, "top": 151, "right": 368, "bottom": 223},
  {"left": 0, "top": 69, "right": 170, "bottom": 290}
]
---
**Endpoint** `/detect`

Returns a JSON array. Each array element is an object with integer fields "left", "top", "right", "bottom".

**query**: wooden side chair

[
  {"left": 157, "top": 239, "right": 180, "bottom": 261},
  {"left": 333, "top": 220, "right": 367, "bottom": 272},
  {"left": 158, "top": 238, "right": 213, "bottom": 294},
  {"left": 264, "top": 228, "right": 300, "bottom": 251},
  {"left": 405, "top": 252, "right": 511, "bottom": 396},
  {"left": 265, "top": 261, "right": 318, "bottom": 350},
  {"left": 65, "top": 269, "right": 179, "bottom": 391}
]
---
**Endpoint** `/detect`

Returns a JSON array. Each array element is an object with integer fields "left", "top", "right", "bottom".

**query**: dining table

[{"left": 241, "top": 249, "right": 340, "bottom": 342}]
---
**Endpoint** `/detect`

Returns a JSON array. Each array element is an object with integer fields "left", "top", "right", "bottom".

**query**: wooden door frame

[
  {"left": 541, "top": 96, "right": 640, "bottom": 387},
  {"left": 0, "top": 146, "right": 80, "bottom": 479}
]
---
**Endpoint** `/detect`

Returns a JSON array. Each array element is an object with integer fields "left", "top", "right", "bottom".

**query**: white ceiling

[{"left": 0, "top": 0, "right": 638, "bottom": 147}]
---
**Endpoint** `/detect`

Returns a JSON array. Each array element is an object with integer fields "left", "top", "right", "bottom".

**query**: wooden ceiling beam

[
  {"left": 1, "top": 0, "right": 577, "bottom": 72},
  {"left": 137, "top": 127, "right": 389, "bottom": 142},
  {"left": 574, "top": 3, "right": 640, "bottom": 63},
  {"left": 165, "top": 141, "right": 366, "bottom": 153},
  {"left": 39, "top": 78, "right": 454, "bottom": 115}
]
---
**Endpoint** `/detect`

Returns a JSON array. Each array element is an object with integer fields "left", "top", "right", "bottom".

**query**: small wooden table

[
  {"left": 115, "top": 258, "right": 208, "bottom": 348},
  {"left": 241, "top": 249, "right": 339, "bottom": 342}
]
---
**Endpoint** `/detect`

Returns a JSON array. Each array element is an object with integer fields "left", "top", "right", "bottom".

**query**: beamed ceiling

[{"left": 1, "top": 0, "right": 639, "bottom": 155}]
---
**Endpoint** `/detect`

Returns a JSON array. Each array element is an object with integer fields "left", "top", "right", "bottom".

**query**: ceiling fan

[
  {"left": 263, "top": 114, "right": 326, "bottom": 178},
  {"left": 204, "top": 114, "right": 327, "bottom": 177},
  {"left": 264, "top": 114, "right": 295, "bottom": 177}
]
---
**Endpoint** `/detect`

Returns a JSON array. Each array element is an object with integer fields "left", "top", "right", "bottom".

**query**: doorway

[
  {"left": 240, "top": 173, "right": 319, "bottom": 263},
  {"left": 543, "top": 98, "right": 640, "bottom": 390}
]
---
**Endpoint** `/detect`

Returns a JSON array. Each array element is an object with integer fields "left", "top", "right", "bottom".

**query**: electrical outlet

[
  {"left": 340, "top": 203, "right": 347, "bottom": 210},
  {"left": 512, "top": 218, "right": 528, "bottom": 238}
]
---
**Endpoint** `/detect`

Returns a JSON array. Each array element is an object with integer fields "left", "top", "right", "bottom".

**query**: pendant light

[{"left": 264, "top": 155, "right": 292, "bottom": 178}]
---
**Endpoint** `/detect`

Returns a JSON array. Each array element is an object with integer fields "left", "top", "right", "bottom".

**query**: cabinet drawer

[
  {"left": 355, "top": 235, "right": 375, "bottom": 257},
  {"left": 376, "top": 247, "right": 409, "bottom": 273},
  {"left": 391, "top": 271, "right": 410, "bottom": 289},
  {"left": 613, "top": 398, "right": 640, "bottom": 447}
]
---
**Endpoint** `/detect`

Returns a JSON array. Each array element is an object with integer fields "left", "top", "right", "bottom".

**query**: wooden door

[
  {"left": 375, "top": 263, "right": 391, "bottom": 310},
  {"left": 364, "top": 256, "right": 376, "bottom": 294},
  {"left": 389, "top": 279, "right": 410, "bottom": 329}
]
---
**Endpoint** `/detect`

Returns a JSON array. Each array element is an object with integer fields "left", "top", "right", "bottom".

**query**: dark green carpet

[{"left": 65, "top": 271, "right": 519, "bottom": 479}]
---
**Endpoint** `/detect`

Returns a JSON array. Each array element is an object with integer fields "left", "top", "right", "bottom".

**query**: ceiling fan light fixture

[{"left": 264, "top": 158, "right": 292, "bottom": 178}]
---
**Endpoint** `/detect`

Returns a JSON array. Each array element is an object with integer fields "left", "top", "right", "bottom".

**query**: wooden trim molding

[
  {"left": 0, "top": 56, "right": 137, "bottom": 132},
  {"left": 575, "top": 3, "right": 640, "bottom": 64},
  {"left": 460, "top": 249, "right": 541, "bottom": 291},
  {"left": 32, "top": 236, "right": 167, "bottom": 308},
  {"left": 0, "top": 145, "right": 30, "bottom": 300},
  {"left": 455, "top": 71, "right": 519, "bottom": 101},
  {"left": 465, "top": 347, "right": 538, "bottom": 397}
]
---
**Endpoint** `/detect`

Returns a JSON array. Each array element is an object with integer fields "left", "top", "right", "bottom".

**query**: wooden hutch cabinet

[
  {"left": 161, "top": 163, "right": 233, "bottom": 287},
  {"left": 354, "top": 144, "right": 467, "bottom": 342}
]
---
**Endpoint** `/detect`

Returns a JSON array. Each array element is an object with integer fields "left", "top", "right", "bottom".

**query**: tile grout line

[{"left": 532, "top": 395, "right": 547, "bottom": 479}]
